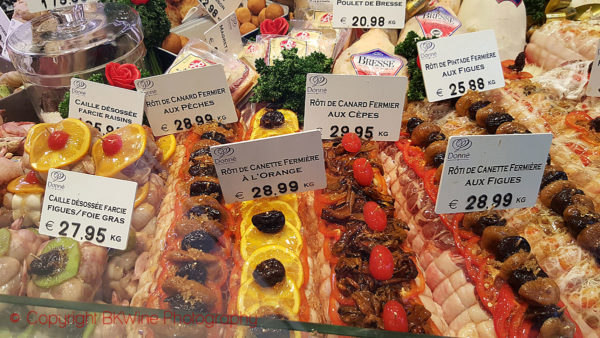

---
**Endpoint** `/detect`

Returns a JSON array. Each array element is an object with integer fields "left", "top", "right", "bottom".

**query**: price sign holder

[
  {"left": 204, "top": 11, "right": 243, "bottom": 54},
  {"left": 39, "top": 169, "right": 136, "bottom": 250},
  {"left": 210, "top": 130, "right": 327, "bottom": 203},
  {"left": 586, "top": 41, "right": 600, "bottom": 97},
  {"left": 199, "top": 0, "right": 241, "bottom": 22},
  {"left": 332, "top": 0, "right": 405, "bottom": 29},
  {"left": 68, "top": 78, "right": 145, "bottom": 134},
  {"left": 135, "top": 65, "right": 238, "bottom": 137},
  {"left": 26, "top": 0, "right": 92, "bottom": 14},
  {"left": 418, "top": 30, "right": 505, "bottom": 102},
  {"left": 304, "top": 73, "right": 407, "bottom": 141},
  {"left": 435, "top": 133, "right": 552, "bottom": 214}
]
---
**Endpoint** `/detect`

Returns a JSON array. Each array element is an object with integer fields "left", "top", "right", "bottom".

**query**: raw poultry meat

[{"left": 526, "top": 20, "right": 600, "bottom": 70}]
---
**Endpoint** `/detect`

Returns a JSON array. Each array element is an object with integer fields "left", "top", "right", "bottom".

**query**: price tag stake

[
  {"left": 418, "top": 30, "right": 505, "bottom": 102},
  {"left": 135, "top": 65, "right": 238, "bottom": 137},
  {"left": 39, "top": 170, "right": 136, "bottom": 250},
  {"left": 304, "top": 73, "right": 407, "bottom": 141},
  {"left": 211, "top": 130, "right": 327, "bottom": 203},
  {"left": 333, "top": 0, "right": 405, "bottom": 29},
  {"left": 586, "top": 41, "right": 600, "bottom": 97},
  {"left": 69, "top": 79, "right": 145, "bottom": 135},
  {"left": 435, "top": 134, "right": 552, "bottom": 214}
]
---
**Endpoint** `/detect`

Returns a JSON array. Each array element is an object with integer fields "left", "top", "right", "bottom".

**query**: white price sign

[
  {"left": 204, "top": 11, "right": 243, "bottom": 54},
  {"left": 304, "top": 73, "right": 407, "bottom": 141},
  {"left": 40, "top": 169, "right": 136, "bottom": 250},
  {"left": 418, "top": 30, "right": 505, "bottom": 102},
  {"left": 211, "top": 130, "right": 327, "bottom": 203},
  {"left": 586, "top": 41, "right": 600, "bottom": 97},
  {"left": 26, "top": 0, "right": 93, "bottom": 13},
  {"left": 435, "top": 134, "right": 552, "bottom": 214},
  {"left": 199, "top": 0, "right": 241, "bottom": 22},
  {"left": 135, "top": 65, "right": 237, "bottom": 137},
  {"left": 333, "top": 0, "right": 405, "bottom": 29},
  {"left": 68, "top": 79, "right": 145, "bottom": 135}
]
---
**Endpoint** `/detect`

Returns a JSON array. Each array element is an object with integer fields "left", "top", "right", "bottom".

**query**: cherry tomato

[
  {"left": 48, "top": 130, "right": 69, "bottom": 150},
  {"left": 352, "top": 158, "right": 373, "bottom": 186},
  {"left": 416, "top": 56, "right": 421, "bottom": 70},
  {"left": 24, "top": 171, "right": 39, "bottom": 184},
  {"left": 342, "top": 132, "right": 361, "bottom": 153},
  {"left": 363, "top": 201, "right": 387, "bottom": 232},
  {"left": 382, "top": 300, "right": 408, "bottom": 332},
  {"left": 102, "top": 134, "right": 123, "bottom": 156},
  {"left": 369, "top": 245, "right": 394, "bottom": 280}
]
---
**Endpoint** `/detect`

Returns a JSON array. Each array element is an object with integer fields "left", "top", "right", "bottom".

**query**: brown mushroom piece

[
  {"left": 162, "top": 276, "right": 217, "bottom": 312},
  {"left": 410, "top": 122, "right": 441, "bottom": 146},
  {"left": 424, "top": 140, "right": 448, "bottom": 167},
  {"left": 463, "top": 211, "right": 506, "bottom": 236},
  {"left": 499, "top": 251, "right": 531, "bottom": 280},
  {"left": 576, "top": 222, "right": 600, "bottom": 258},
  {"left": 563, "top": 204, "right": 600, "bottom": 236},
  {"left": 540, "top": 180, "right": 576, "bottom": 208},
  {"left": 571, "top": 194, "right": 595, "bottom": 210},
  {"left": 480, "top": 226, "right": 516, "bottom": 252},
  {"left": 518, "top": 277, "right": 560, "bottom": 306},
  {"left": 475, "top": 104, "right": 505, "bottom": 127},
  {"left": 455, "top": 91, "right": 484, "bottom": 116},
  {"left": 495, "top": 122, "right": 529, "bottom": 134},
  {"left": 539, "top": 317, "right": 576, "bottom": 338}
]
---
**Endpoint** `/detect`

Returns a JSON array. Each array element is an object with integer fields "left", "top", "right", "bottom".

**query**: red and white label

[
  {"left": 350, "top": 49, "right": 405, "bottom": 76},
  {"left": 416, "top": 7, "right": 461, "bottom": 38}
]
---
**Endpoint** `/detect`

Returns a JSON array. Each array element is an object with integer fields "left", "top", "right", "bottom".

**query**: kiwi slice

[
  {"left": 31, "top": 237, "right": 80, "bottom": 288},
  {"left": 0, "top": 228, "right": 10, "bottom": 256}
]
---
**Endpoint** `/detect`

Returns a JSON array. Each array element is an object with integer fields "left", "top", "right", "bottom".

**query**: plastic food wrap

[{"left": 167, "top": 40, "right": 258, "bottom": 103}]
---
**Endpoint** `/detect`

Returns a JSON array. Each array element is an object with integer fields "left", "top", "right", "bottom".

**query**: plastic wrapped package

[
  {"left": 398, "top": 5, "right": 462, "bottom": 44},
  {"left": 333, "top": 28, "right": 408, "bottom": 77},
  {"left": 167, "top": 40, "right": 258, "bottom": 103},
  {"left": 526, "top": 19, "right": 600, "bottom": 71},
  {"left": 533, "top": 60, "right": 593, "bottom": 100}
]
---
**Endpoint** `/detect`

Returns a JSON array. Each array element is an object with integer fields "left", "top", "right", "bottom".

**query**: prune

[
  {"left": 485, "top": 112, "right": 514, "bottom": 134},
  {"left": 189, "top": 163, "right": 217, "bottom": 177},
  {"left": 432, "top": 153, "right": 445, "bottom": 167},
  {"left": 249, "top": 314, "right": 289, "bottom": 338},
  {"left": 508, "top": 52, "right": 526, "bottom": 72},
  {"left": 181, "top": 230, "right": 217, "bottom": 252},
  {"left": 406, "top": 117, "right": 424, "bottom": 135},
  {"left": 540, "top": 170, "right": 568, "bottom": 190},
  {"left": 564, "top": 205, "right": 599, "bottom": 236},
  {"left": 252, "top": 211, "right": 285, "bottom": 234},
  {"left": 527, "top": 304, "right": 562, "bottom": 325},
  {"left": 176, "top": 261, "right": 208, "bottom": 283},
  {"left": 165, "top": 294, "right": 209, "bottom": 312},
  {"left": 550, "top": 188, "right": 584, "bottom": 215},
  {"left": 496, "top": 236, "right": 531, "bottom": 262},
  {"left": 253, "top": 258, "right": 286, "bottom": 287},
  {"left": 424, "top": 132, "right": 446, "bottom": 147},
  {"left": 508, "top": 267, "right": 548, "bottom": 292},
  {"left": 591, "top": 117, "right": 600, "bottom": 132},
  {"left": 260, "top": 110, "right": 285, "bottom": 129},
  {"left": 463, "top": 212, "right": 506, "bottom": 236},
  {"left": 29, "top": 249, "right": 65, "bottom": 276},
  {"left": 189, "top": 147, "right": 211, "bottom": 162},
  {"left": 200, "top": 131, "right": 228, "bottom": 144},
  {"left": 190, "top": 181, "right": 222, "bottom": 200},
  {"left": 186, "top": 205, "right": 222, "bottom": 221},
  {"left": 467, "top": 100, "right": 491, "bottom": 120},
  {"left": 547, "top": 154, "right": 551, "bottom": 165}
]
